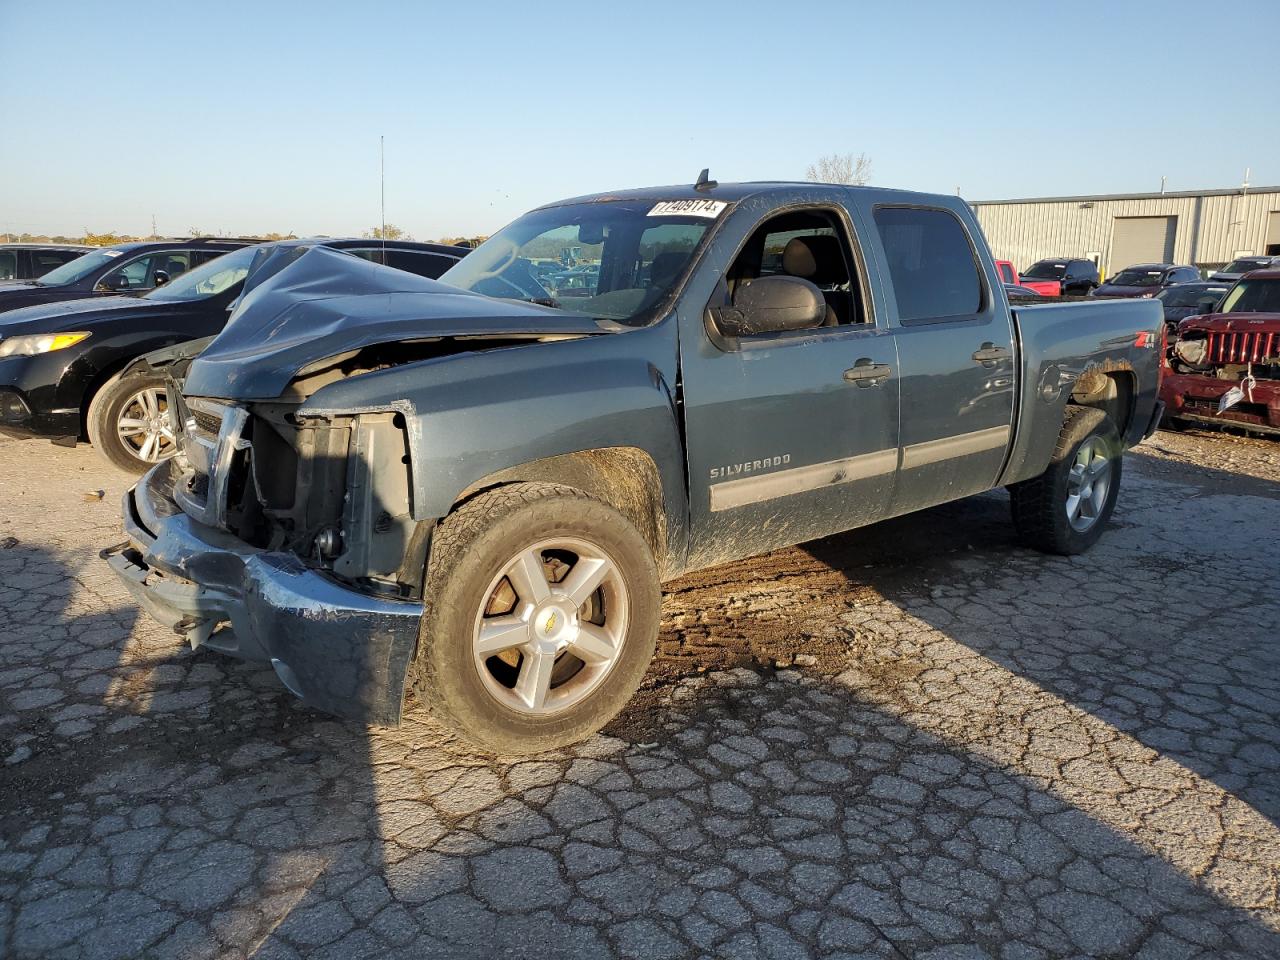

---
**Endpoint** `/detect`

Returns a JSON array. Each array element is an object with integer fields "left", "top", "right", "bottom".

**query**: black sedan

[
  {"left": 1091, "top": 263, "right": 1201, "bottom": 299},
  {"left": 0, "top": 238, "right": 467, "bottom": 472},
  {"left": 1154, "top": 282, "right": 1230, "bottom": 332},
  {"left": 0, "top": 238, "right": 254, "bottom": 314}
]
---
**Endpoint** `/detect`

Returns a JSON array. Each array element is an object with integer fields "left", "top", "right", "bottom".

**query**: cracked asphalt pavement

[{"left": 1, "top": 428, "right": 1277, "bottom": 959}]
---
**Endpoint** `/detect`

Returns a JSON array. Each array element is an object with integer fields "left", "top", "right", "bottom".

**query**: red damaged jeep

[{"left": 1162, "top": 269, "right": 1280, "bottom": 435}]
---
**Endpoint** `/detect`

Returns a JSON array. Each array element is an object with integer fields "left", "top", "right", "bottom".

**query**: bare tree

[{"left": 805, "top": 152, "right": 872, "bottom": 186}]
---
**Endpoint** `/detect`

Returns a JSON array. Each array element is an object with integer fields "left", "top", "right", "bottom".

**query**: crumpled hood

[
  {"left": 184, "top": 245, "right": 619, "bottom": 399},
  {"left": 0, "top": 293, "right": 158, "bottom": 336}
]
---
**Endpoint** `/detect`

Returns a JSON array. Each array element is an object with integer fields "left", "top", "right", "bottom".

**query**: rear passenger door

[
  {"left": 191, "top": 249, "right": 231, "bottom": 268},
  {"left": 865, "top": 204, "right": 1016, "bottom": 517}
]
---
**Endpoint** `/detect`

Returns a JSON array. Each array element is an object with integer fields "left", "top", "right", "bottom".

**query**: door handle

[
  {"left": 972, "top": 342, "right": 1012, "bottom": 367},
  {"left": 843, "top": 358, "right": 893, "bottom": 387}
]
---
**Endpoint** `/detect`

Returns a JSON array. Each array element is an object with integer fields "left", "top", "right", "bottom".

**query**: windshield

[
  {"left": 145, "top": 246, "right": 256, "bottom": 302},
  {"left": 439, "top": 199, "right": 722, "bottom": 324},
  {"left": 1221, "top": 258, "right": 1268, "bottom": 274},
  {"left": 1219, "top": 279, "right": 1280, "bottom": 314},
  {"left": 1109, "top": 268, "right": 1164, "bottom": 287},
  {"left": 1157, "top": 285, "right": 1227, "bottom": 307},
  {"left": 1022, "top": 261, "right": 1067, "bottom": 280},
  {"left": 35, "top": 248, "right": 125, "bottom": 286}
]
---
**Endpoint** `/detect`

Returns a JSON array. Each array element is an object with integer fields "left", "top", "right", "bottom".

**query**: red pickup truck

[
  {"left": 1162, "top": 269, "right": 1280, "bottom": 435},
  {"left": 995, "top": 260, "right": 1060, "bottom": 297}
]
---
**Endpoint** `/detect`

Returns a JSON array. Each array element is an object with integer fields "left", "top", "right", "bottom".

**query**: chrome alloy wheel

[
  {"left": 1064, "top": 436, "right": 1112, "bottom": 533},
  {"left": 116, "top": 386, "right": 175, "bottom": 463},
  {"left": 472, "top": 537, "right": 630, "bottom": 715}
]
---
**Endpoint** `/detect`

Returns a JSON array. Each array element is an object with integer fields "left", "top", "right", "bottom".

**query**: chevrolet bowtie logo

[{"left": 543, "top": 612, "right": 559, "bottom": 635}]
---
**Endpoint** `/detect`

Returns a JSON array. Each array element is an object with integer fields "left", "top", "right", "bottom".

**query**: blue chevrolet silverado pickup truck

[{"left": 103, "top": 179, "right": 1163, "bottom": 754}]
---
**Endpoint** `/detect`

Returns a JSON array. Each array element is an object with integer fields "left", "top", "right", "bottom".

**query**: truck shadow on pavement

[
  {"left": 2, "top": 537, "right": 1277, "bottom": 959},
  {"left": 801, "top": 447, "right": 1280, "bottom": 830}
]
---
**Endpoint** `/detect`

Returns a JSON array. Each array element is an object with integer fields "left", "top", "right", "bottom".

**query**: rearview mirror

[{"left": 713, "top": 275, "right": 826, "bottom": 337}]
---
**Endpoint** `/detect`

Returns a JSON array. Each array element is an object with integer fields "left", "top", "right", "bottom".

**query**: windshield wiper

[{"left": 523, "top": 296, "right": 562, "bottom": 309}]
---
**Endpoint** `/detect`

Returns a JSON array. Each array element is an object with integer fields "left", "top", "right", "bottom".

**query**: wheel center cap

[{"left": 534, "top": 602, "right": 576, "bottom": 646}]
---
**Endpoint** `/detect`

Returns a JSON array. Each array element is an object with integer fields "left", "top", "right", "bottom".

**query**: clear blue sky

[{"left": 2, "top": 0, "right": 1276, "bottom": 240}]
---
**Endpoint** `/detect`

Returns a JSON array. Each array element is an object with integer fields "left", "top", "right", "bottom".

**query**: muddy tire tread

[{"left": 1009, "top": 405, "right": 1121, "bottom": 555}]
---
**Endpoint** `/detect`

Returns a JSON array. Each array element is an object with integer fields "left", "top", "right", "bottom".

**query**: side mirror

[
  {"left": 153, "top": 270, "right": 171, "bottom": 287},
  {"left": 98, "top": 272, "right": 128, "bottom": 292},
  {"left": 1196, "top": 297, "right": 1220, "bottom": 313},
  {"left": 713, "top": 275, "right": 827, "bottom": 337}
]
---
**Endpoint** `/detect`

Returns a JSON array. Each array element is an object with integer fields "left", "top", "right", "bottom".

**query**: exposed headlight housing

[{"left": 0, "top": 332, "right": 91, "bottom": 357}]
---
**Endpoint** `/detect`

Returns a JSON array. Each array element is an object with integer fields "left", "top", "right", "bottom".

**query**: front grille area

[
  {"left": 171, "top": 397, "right": 352, "bottom": 559},
  {"left": 191, "top": 408, "right": 223, "bottom": 436},
  {"left": 184, "top": 398, "right": 233, "bottom": 446},
  {"left": 1208, "top": 330, "right": 1280, "bottom": 364}
]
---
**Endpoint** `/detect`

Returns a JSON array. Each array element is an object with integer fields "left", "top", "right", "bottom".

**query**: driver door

[{"left": 678, "top": 203, "right": 901, "bottom": 569}]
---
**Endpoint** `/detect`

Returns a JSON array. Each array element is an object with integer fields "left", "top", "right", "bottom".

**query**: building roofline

[{"left": 972, "top": 185, "right": 1280, "bottom": 206}]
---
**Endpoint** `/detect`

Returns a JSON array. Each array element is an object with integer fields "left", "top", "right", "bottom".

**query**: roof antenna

[{"left": 694, "top": 168, "right": 717, "bottom": 192}]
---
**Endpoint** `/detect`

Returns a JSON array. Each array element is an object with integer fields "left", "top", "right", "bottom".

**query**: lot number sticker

[{"left": 648, "top": 199, "right": 727, "bottom": 218}]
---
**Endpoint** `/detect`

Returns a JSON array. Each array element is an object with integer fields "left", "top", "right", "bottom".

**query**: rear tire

[
  {"left": 1009, "top": 406, "right": 1122, "bottom": 555},
  {"left": 87, "top": 372, "right": 176, "bottom": 474},
  {"left": 411, "top": 482, "right": 661, "bottom": 755}
]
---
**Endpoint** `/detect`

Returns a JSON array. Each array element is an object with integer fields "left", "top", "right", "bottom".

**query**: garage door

[
  {"left": 1267, "top": 211, "right": 1280, "bottom": 255},
  {"left": 1109, "top": 216, "right": 1176, "bottom": 273}
]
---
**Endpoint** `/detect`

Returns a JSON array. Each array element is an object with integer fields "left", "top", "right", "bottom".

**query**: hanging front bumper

[{"left": 101, "top": 462, "right": 423, "bottom": 725}]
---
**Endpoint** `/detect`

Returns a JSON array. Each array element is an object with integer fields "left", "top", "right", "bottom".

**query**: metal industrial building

[{"left": 972, "top": 185, "right": 1280, "bottom": 279}]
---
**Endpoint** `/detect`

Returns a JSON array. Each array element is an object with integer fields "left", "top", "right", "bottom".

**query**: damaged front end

[
  {"left": 1162, "top": 315, "right": 1280, "bottom": 434},
  {"left": 101, "top": 388, "right": 427, "bottom": 725},
  {"left": 103, "top": 246, "right": 617, "bottom": 722}
]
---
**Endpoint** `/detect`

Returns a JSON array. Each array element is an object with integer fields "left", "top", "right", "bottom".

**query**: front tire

[
  {"left": 87, "top": 372, "right": 177, "bottom": 474},
  {"left": 411, "top": 482, "right": 661, "bottom": 755},
  {"left": 1009, "top": 406, "right": 1122, "bottom": 555}
]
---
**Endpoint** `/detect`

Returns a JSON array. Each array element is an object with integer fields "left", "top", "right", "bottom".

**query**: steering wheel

[{"left": 469, "top": 238, "right": 520, "bottom": 281}]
